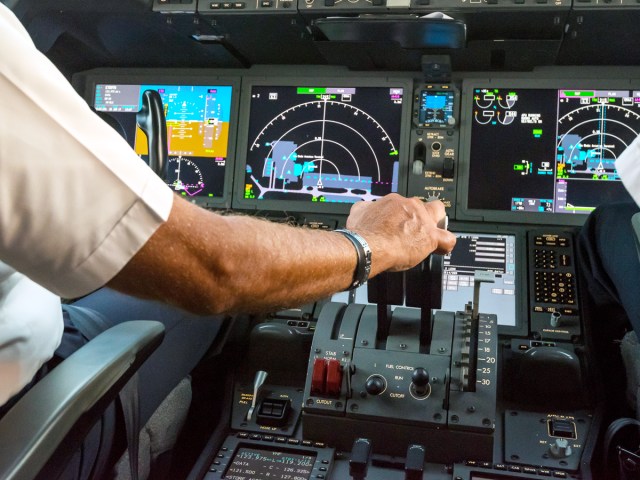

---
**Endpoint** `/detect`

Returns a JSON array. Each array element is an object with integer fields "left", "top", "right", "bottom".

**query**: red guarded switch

[
  {"left": 311, "top": 358, "right": 327, "bottom": 396},
  {"left": 325, "top": 359, "right": 343, "bottom": 397}
]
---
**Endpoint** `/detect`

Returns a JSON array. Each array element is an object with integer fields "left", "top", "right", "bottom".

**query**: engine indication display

[
  {"left": 467, "top": 87, "right": 640, "bottom": 216},
  {"left": 242, "top": 85, "right": 404, "bottom": 205}
]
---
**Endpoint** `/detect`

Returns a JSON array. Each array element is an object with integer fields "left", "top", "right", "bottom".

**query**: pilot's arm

[{"left": 109, "top": 193, "right": 454, "bottom": 314}]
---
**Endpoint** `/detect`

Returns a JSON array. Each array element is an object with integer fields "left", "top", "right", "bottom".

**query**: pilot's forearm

[
  {"left": 107, "top": 197, "right": 360, "bottom": 314},
  {"left": 108, "top": 194, "right": 456, "bottom": 315}
]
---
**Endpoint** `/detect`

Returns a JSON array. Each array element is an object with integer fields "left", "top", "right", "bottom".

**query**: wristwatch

[{"left": 335, "top": 229, "right": 372, "bottom": 290}]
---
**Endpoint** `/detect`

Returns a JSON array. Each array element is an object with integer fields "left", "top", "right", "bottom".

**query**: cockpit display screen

[
  {"left": 417, "top": 89, "right": 455, "bottom": 127},
  {"left": 466, "top": 86, "right": 639, "bottom": 218},
  {"left": 223, "top": 446, "right": 316, "bottom": 480},
  {"left": 94, "top": 83, "right": 234, "bottom": 201},
  {"left": 238, "top": 84, "right": 406, "bottom": 210},
  {"left": 441, "top": 233, "right": 517, "bottom": 327}
]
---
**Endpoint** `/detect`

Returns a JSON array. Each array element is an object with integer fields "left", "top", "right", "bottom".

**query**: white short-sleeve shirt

[
  {"left": 0, "top": 4, "right": 174, "bottom": 405},
  {"left": 0, "top": 263, "right": 64, "bottom": 406},
  {"left": 617, "top": 133, "right": 640, "bottom": 207}
]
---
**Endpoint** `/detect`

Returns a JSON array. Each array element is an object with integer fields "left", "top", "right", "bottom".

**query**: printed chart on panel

[
  {"left": 243, "top": 86, "right": 404, "bottom": 204},
  {"left": 95, "top": 84, "right": 233, "bottom": 199}
]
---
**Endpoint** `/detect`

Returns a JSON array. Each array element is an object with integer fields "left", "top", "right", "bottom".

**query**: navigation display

[
  {"left": 94, "top": 83, "right": 235, "bottom": 203},
  {"left": 235, "top": 81, "right": 409, "bottom": 213},
  {"left": 464, "top": 86, "right": 639, "bottom": 219}
]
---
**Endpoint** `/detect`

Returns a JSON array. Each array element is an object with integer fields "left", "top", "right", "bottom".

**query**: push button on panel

[
  {"left": 325, "top": 359, "right": 343, "bottom": 396},
  {"left": 311, "top": 358, "right": 327, "bottom": 396},
  {"left": 311, "top": 358, "right": 343, "bottom": 397}
]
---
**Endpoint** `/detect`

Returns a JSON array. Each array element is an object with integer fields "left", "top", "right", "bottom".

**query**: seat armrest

[{"left": 0, "top": 320, "right": 165, "bottom": 480}]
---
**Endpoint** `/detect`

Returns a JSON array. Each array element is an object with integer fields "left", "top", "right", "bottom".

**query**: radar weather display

[
  {"left": 94, "top": 84, "right": 233, "bottom": 199},
  {"left": 243, "top": 85, "right": 404, "bottom": 204},
  {"left": 468, "top": 87, "right": 640, "bottom": 214}
]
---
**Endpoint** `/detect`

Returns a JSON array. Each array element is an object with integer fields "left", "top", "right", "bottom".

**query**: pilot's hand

[{"left": 345, "top": 193, "right": 456, "bottom": 275}]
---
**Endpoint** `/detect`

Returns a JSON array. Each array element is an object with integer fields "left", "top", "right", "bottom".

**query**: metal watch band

[{"left": 335, "top": 229, "right": 372, "bottom": 290}]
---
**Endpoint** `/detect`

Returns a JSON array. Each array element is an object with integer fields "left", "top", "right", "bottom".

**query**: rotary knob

[
  {"left": 411, "top": 367, "right": 431, "bottom": 398},
  {"left": 365, "top": 375, "right": 386, "bottom": 396},
  {"left": 412, "top": 368, "right": 430, "bottom": 388},
  {"left": 549, "top": 438, "right": 573, "bottom": 458}
]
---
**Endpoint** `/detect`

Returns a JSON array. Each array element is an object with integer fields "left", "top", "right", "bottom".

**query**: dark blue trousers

[
  {"left": 68, "top": 288, "right": 224, "bottom": 426},
  {"left": 577, "top": 201, "right": 640, "bottom": 337},
  {"left": 2, "top": 288, "right": 224, "bottom": 479}
]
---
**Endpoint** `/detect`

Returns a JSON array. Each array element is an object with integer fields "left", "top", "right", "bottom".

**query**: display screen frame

[
  {"left": 232, "top": 75, "right": 413, "bottom": 215},
  {"left": 74, "top": 68, "right": 242, "bottom": 209},
  {"left": 457, "top": 77, "right": 639, "bottom": 226}
]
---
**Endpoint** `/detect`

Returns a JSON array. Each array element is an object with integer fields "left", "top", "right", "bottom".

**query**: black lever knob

[
  {"left": 349, "top": 438, "right": 372, "bottom": 480},
  {"left": 364, "top": 375, "right": 386, "bottom": 396},
  {"left": 412, "top": 368, "right": 430, "bottom": 388},
  {"left": 405, "top": 444, "right": 425, "bottom": 480}
]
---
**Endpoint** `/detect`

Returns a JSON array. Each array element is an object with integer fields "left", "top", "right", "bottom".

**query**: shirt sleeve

[
  {"left": 616, "top": 133, "right": 640, "bottom": 208},
  {"left": 0, "top": 5, "right": 174, "bottom": 298},
  {"left": 0, "top": 265, "right": 64, "bottom": 406}
]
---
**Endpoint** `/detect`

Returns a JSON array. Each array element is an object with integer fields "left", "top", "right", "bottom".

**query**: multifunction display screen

[
  {"left": 468, "top": 87, "right": 639, "bottom": 214},
  {"left": 242, "top": 85, "right": 404, "bottom": 204},
  {"left": 95, "top": 83, "right": 233, "bottom": 200},
  {"left": 441, "top": 233, "right": 517, "bottom": 327},
  {"left": 417, "top": 89, "right": 455, "bottom": 127},
  {"left": 223, "top": 446, "right": 316, "bottom": 480}
]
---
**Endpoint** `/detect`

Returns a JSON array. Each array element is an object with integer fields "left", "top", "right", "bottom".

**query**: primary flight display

[{"left": 94, "top": 83, "right": 234, "bottom": 200}]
